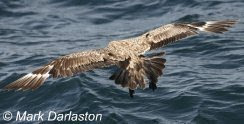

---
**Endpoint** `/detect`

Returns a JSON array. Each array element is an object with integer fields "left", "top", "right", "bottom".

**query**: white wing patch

[{"left": 5, "top": 65, "right": 54, "bottom": 90}]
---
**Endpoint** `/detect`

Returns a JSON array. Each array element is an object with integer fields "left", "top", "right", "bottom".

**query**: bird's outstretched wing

[
  {"left": 123, "top": 20, "right": 237, "bottom": 53},
  {"left": 4, "top": 49, "right": 114, "bottom": 90}
]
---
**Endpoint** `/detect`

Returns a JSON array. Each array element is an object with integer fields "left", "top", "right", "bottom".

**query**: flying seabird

[{"left": 4, "top": 20, "right": 237, "bottom": 97}]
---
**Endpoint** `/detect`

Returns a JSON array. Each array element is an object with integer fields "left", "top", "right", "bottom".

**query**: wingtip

[
  {"left": 194, "top": 19, "right": 238, "bottom": 33},
  {"left": 225, "top": 19, "right": 239, "bottom": 22},
  {"left": 3, "top": 72, "right": 49, "bottom": 91},
  {"left": 3, "top": 84, "right": 39, "bottom": 91}
]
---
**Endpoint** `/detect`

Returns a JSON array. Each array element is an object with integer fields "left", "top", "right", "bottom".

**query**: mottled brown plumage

[{"left": 4, "top": 20, "right": 237, "bottom": 97}]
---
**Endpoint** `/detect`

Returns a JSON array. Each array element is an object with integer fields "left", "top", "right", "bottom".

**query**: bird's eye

[
  {"left": 145, "top": 33, "right": 150, "bottom": 38},
  {"left": 108, "top": 52, "right": 114, "bottom": 56}
]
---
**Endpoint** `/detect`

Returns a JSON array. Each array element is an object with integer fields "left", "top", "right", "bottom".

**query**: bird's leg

[
  {"left": 129, "top": 89, "right": 135, "bottom": 98},
  {"left": 149, "top": 82, "right": 157, "bottom": 91}
]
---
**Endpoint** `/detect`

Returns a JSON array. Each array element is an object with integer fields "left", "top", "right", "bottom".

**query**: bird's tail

[
  {"left": 4, "top": 65, "right": 54, "bottom": 90},
  {"left": 188, "top": 20, "right": 238, "bottom": 33},
  {"left": 142, "top": 52, "right": 166, "bottom": 91},
  {"left": 109, "top": 52, "right": 166, "bottom": 97}
]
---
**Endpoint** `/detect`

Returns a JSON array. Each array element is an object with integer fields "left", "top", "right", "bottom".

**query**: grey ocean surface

[{"left": 0, "top": 0, "right": 244, "bottom": 124}]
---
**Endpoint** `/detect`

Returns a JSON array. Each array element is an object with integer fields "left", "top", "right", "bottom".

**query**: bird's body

[{"left": 4, "top": 20, "right": 237, "bottom": 97}]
